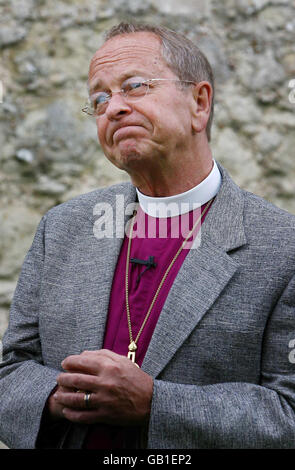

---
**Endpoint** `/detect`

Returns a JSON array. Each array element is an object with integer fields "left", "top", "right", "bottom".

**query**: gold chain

[{"left": 125, "top": 198, "right": 213, "bottom": 366}]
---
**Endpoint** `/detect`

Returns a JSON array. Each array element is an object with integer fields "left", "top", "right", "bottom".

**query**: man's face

[{"left": 88, "top": 32, "right": 195, "bottom": 174}]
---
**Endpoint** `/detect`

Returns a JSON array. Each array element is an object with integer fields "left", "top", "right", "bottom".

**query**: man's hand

[
  {"left": 51, "top": 349, "right": 154, "bottom": 426},
  {"left": 46, "top": 385, "right": 73, "bottom": 421}
]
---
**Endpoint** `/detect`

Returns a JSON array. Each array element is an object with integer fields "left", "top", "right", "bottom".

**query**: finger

[
  {"left": 57, "top": 372, "right": 98, "bottom": 391},
  {"left": 54, "top": 390, "right": 94, "bottom": 410},
  {"left": 61, "top": 349, "right": 122, "bottom": 373},
  {"left": 62, "top": 408, "right": 104, "bottom": 424},
  {"left": 61, "top": 353, "right": 104, "bottom": 374},
  {"left": 58, "top": 384, "right": 77, "bottom": 393},
  {"left": 51, "top": 384, "right": 75, "bottom": 407}
]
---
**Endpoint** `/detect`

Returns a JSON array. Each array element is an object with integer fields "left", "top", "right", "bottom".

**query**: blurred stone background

[{"left": 0, "top": 0, "right": 295, "bottom": 448}]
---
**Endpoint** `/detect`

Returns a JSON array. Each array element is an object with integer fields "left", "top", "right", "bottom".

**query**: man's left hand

[{"left": 54, "top": 349, "right": 153, "bottom": 425}]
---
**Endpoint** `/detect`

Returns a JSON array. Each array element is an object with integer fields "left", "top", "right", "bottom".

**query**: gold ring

[{"left": 84, "top": 391, "right": 91, "bottom": 409}]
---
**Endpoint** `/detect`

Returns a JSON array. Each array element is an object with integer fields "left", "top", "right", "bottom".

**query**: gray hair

[{"left": 104, "top": 22, "right": 215, "bottom": 141}]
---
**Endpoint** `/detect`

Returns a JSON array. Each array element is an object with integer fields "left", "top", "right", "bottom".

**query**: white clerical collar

[{"left": 136, "top": 159, "right": 221, "bottom": 218}]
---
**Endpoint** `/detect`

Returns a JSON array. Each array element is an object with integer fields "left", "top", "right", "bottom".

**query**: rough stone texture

[{"left": 0, "top": 0, "right": 295, "bottom": 448}]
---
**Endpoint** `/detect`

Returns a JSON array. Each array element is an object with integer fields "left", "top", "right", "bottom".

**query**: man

[{"left": 0, "top": 22, "right": 295, "bottom": 449}]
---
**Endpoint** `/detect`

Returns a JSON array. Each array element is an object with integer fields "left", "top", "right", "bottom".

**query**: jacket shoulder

[
  {"left": 44, "top": 181, "right": 133, "bottom": 223},
  {"left": 241, "top": 188, "right": 295, "bottom": 259},
  {"left": 242, "top": 188, "right": 295, "bottom": 228}
]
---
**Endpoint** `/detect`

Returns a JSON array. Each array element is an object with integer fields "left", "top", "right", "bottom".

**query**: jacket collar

[{"left": 200, "top": 161, "right": 247, "bottom": 252}]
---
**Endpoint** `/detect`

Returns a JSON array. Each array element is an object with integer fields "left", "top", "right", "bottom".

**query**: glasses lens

[
  {"left": 84, "top": 80, "right": 150, "bottom": 116},
  {"left": 91, "top": 92, "right": 110, "bottom": 115},
  {"left": 124, "top": 81, "right": 149, "bottom": 99}
]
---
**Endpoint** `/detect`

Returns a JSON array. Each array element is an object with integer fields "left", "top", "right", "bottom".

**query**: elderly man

[{"left": 0, "top": 22, "right": 295, "bottom": 449}]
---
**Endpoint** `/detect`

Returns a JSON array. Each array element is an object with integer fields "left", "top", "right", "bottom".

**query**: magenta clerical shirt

[{"left": 84, "top": 201, "right": 212, "bottom": 449}]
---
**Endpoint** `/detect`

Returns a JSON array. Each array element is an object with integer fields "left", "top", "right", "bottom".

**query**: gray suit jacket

[{"left": 1, "top": 163, "right": 295, "bottom": 449}]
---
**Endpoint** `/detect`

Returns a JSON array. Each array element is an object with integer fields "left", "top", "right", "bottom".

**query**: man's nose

[{"left": 105, "top": 92, "right": 132, "bottom": 120}]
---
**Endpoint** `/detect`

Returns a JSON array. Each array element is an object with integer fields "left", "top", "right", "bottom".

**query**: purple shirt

[{"left": 84, "top": 202, "right": 211, "bottom": 448}]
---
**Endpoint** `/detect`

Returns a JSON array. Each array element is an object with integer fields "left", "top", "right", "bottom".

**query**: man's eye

[
  {"left": 124, "top": 82, "right": 148, "bottom": 94},
  {"left": 129, "top": 82, "right": 144, "bottom": 90},
  {"left": 93, "top": 93, "right": 109, "bottom": 107}
]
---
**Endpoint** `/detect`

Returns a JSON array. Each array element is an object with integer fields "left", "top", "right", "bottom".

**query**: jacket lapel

[{"left": 141, "top": 164, "right": 247, "bottom": 377}]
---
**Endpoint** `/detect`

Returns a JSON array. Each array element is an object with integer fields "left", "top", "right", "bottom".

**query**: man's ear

[{"left": 190, "top": 81, "right": 213, "bottom": 134}]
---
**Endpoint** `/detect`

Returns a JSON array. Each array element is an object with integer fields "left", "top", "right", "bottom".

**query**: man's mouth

[{"left": 113, "top": 125, "right": 143, "bottom": 143}]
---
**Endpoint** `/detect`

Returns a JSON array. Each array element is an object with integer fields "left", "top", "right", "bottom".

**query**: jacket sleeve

[
  {"left": 0, "top": 216, "right": 67, "bottom": 449},
  {"left": 148, "top": 272, "right": 295, "bottom": 448}
]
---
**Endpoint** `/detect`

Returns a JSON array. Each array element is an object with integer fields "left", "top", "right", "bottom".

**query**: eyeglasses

[{"left": 82, "top": 78, "right": 196, "bottom": 117}]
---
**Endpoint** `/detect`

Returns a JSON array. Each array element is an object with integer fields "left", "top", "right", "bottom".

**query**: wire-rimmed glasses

[{"left": 82, "top": 78, "right": 196, "bottom": 117}]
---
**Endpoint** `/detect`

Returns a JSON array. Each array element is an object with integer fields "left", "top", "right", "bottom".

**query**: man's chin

[
  {"left": 108, "top": 150, "right": 148, "bottom": 172},
  {"left": 121, "top": 151, "right": 145, "bottom": 168},
  {"left": 114, "top": 143, "right": 144, "bottom": 163}
]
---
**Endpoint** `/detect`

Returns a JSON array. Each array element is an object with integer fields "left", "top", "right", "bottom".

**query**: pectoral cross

[{"left": 127, "top": 341, "right": 139, "bottom": 367}]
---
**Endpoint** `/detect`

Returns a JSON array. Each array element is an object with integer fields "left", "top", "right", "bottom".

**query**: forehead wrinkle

[
  {"left": 90, "top": 50, "right": 163, "bottom": 77},
  {"left": 95, "top": 42, "right": 160, "bottom": 60},
  {"left": 91, "top": 34, "right": 162, "bottom": 66},
  {"left": 88, "top": 36, "right": 164, "bottom": 80}
]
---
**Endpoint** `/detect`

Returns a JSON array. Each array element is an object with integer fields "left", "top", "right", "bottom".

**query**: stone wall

[{"left": 0, "top": 0, "right": 295, "bottom": 448}]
